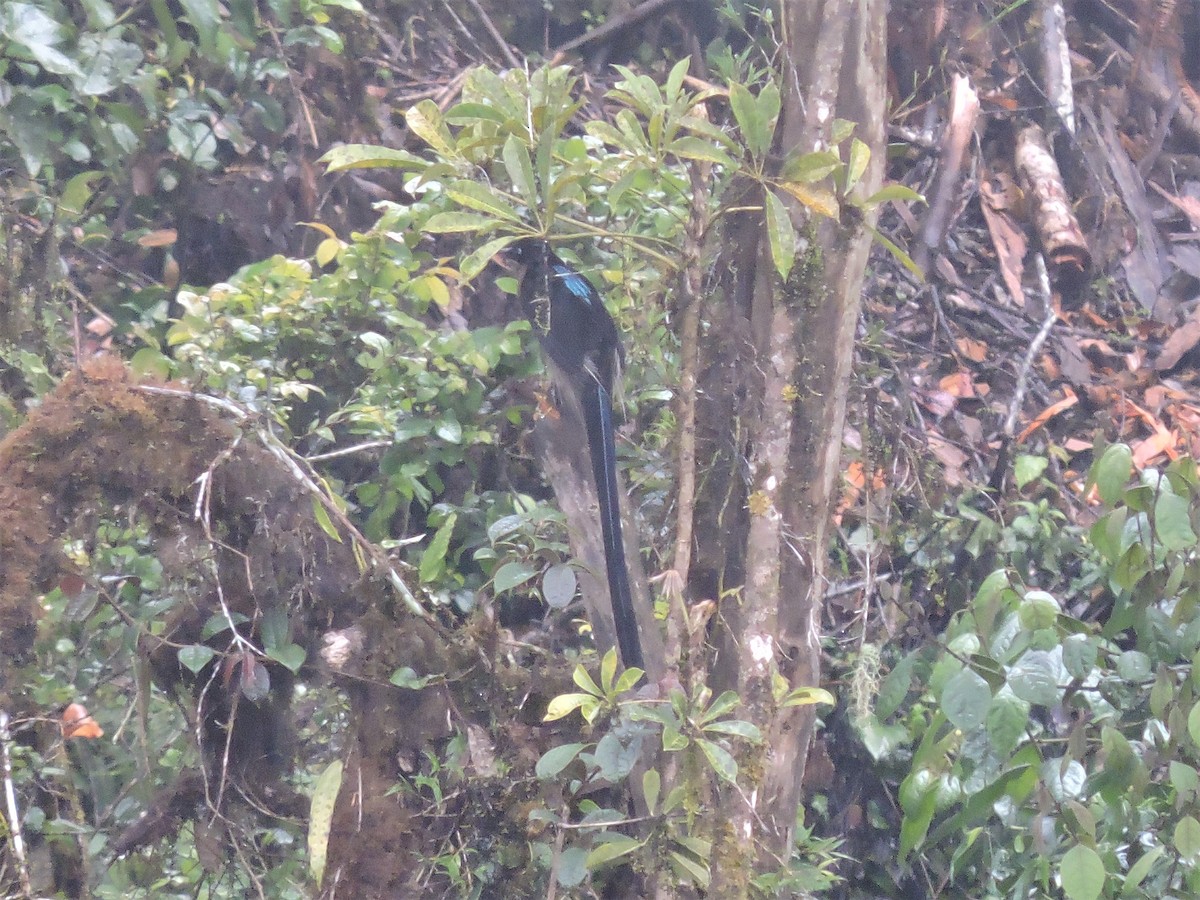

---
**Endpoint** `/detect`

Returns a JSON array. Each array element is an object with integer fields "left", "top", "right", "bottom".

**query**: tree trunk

[{"left": 707, "top": 1, "right": 887, "bottom": 890}]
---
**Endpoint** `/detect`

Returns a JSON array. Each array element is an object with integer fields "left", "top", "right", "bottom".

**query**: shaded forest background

[{"left": 4, "top": 0, "right": 1200, "bottom": 897}]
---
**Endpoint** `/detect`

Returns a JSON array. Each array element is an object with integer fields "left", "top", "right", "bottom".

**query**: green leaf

[
  {"left": 419, "top": 512, "right": 457, "bottom": 583},
  {"left": 698, "top": 690, "right": 740, "bottom": 725},
  {"left": 447, "top": 181, "right": 522, "bottom": 221},
  {"left": 780, "top": 149, "right": 842, "bottom": 183},
  {"left": 492, "top": 560, "right": 537, "bottom": 594},
  {"left": 729, "top": 82, "right": 769, "bottom": 157},
  {"left": 764, "top": 189, "right": 796, "bottom": 281},
  {"left": 543, "top": 694, "right": 598, "bottom": 723},
  {"left": 1155, "top": 487, "right": 1197, "bottom": 551},
  {"left": 460, "top": 234, "right": 522, "bottom": 281},
  {"left": 925, "top": 764, "right": 1033, "bottom": 846},
  {"left": 863, "top": 183, "right": 925, "bottom": 206},
  {"left": 178, "top": 644, "right": 216, "bottom": 673},
  {"left": 985, "top": 691, "right": 1030, "bottom": 756},
  {"left": 1008, "top": 650, "right": 1061, "bottom": 706},
  {"left": 844, "top": 138, "right": 870, "bottom": 193},
  {"left": 666, "top": 136, "right": 735, "bottom": 167},
  {"left": 311, "top": 496, "right": 342, "bottom": 543},
  {"left": 556, "top": 847, "right": 588, "bottom": 888},
  {"left": 642, "top": 769, "right": 661, "bottom": 814},
  {"left": 898, "top": 785, "right": 936, "bottom": 863},
  {"left": 702, "top": 720, "right": 762, "bottom": 741},
  {"left": 534, "top": 742, "right": 586, "bottom": 778},
  {"left": 668, "top": 848, "right": 711, "bottom": 887},
  {"left": 422, "top": 211, "right": 500, "bottom": 234},
  {"left": 941, "top": 667, "right": 991, "bottom": 731},
  {"left": 406, "top": 99, "right": 457, "bottom": 158},
  {"left": 176, "top": 0, "right": 221, "bottom": 54},
  {"left": 1017, "top": 590, "right": 1060, "bottom": 630},
  {"left": 319, "top": 144, "right": 427, "bottom": 172},
  {"left": 1015, "top": 454, "right": 1049, "bottom": 489},
  {"left": 130, "top": 348, "right": 172, "bottom": 381},
  {"left": 266, "top": 643, "right": 306, "bottom": 673},
  {"left": 876, "top": 652, "right": 918, "bottom": 719},
  {"left": 1059, "top": 844, "right": 1105, "bottom": 900},
  {"left": 502, "top": 133, "right": 537, "bottom": 208},
  {"left": 696, "top": 738, "right": 738, "bottom": 784},
  {"left": 389, "top": 667, "right": 433, "bottom": 690},
  {"left": 541, "top": 563, "right": 576, "bottom": 609},
  {"left": 613, "top": 666, "right": 644, "bottom": 695},
  {"left": 585, "top": 836, "right": 643, "bottom": 869},
  {"left": 1122, "top": 847, "right": 1165, "bottom": 895},
  {"left": 1090, "top": 443, "right": 1132, "bottom": 505},
  {"left": 308, "top": 759, "right": 343, "bottom": 888},
  {"left": 779, "top": 686, "right": 837, "bottom": 708},
  {"left": 1176, "top": 816, "right": 1200, "bottom": 862},
  {"left": 1063, "top": 634, "right": 1098, "bottom": 679}
]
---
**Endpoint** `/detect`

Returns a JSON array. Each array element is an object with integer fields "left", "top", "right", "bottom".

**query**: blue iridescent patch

[{"left": 552, "top": 264, "right": 594, "bottom": 305}]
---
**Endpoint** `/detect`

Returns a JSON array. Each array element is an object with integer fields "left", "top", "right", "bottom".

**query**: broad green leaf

[
  {"left": 642, "top": 769, "right": 661, "bottom": 814},
  {"left": 542, "top": 563, "right": 576, "bottom": 609},
  {"left": 666, "top": 136, "right": 735, "bottom": 167},
  {"left": 668, "top": 849, "right": 710, "bottom": 887},
  {"left": 764, "top": 189, "right": 796, "bottom": 281},
  {"left": 266, "top": 643, "right": 306, "bottom": 673},
  {"left": 422, "top": 211, "right": 501, "bottom": 234},
  {"left": 1188, "top": 700, "right": 1200, "bottom": 747},
  {"left": 535, "top": 742, "right": 586, "bottom": 778},
  {"left": 389, "top": 667, "right": 433, "bottom": 690},
  {"left": 178, "top": 644, "right": 216, "bottom": 673},
  {"left": 613, "top": 667, "right": 644, "bottom": 694},
  {"left": 308, "top": 760, "right": 343, "bottom": 888},
  {"left": 1008, "top": 650, "right": 1061, "bottom": 707},
  {"left": 696, "top": 738, "right": 738, "bottom": 784},
  {"left": 1017, "top": 590, "right": 1059, "bottom": 630},
  {"left": 460, "top": 234, "right": 522, "bottom": 281},
  {"left": 446, "top": 181, "right": 522, "bottom": 221},
  {"left": 925, "top": 764, "right": 1033, "bottom": 846},
  {"left": 542, "top": 694, "right": 598, "bottom": 723},
  {"left": 492, "top": 560, "right": 537, "bottom": 594},
  {"left": 898, "top": 786, "right": 936, "bottom": 863},
  {"left": 702, "top": 720, "right": 762, "bottom": 741},
  {"left": 406, "top": 99, "right": 457, "bottom": 157},
  {"left": 1155, "top": 487, "right": 1197, "bottom": 551},
  {"left": 780, "top": 149, "right": 842, "bottom": 183},
  {"left": 1176, "top": 816, "right": 1200, "bottom": 862},
  {"left": 556, "top": 847, "right": 587, "bottom": 887},
  {"left": 779, "top": 686, "right": 836, "bottom": 709},
  {"left": 698, "top": 690, "right": 740, "bottom": 725},
  {"left": 1059, "top": 844, "right": 1104, "bottom": 900},
  {"left": 942, "top": 667, "right": 991, "bottom": 730},
  {"left": 844, "top": 138, "right": 870, "bottom": 193},
  {"left": 985, "top": 691, "right": 1030, "bottom": 756},
  {"left": 876, "top": 652, "right": 917, "bottom": 719},
  {"left": 1015, "top": 454, "right": 1049, "bottom": 488},
  {"left": 585, "top": 836, "right": 642, "bottom": 869},
  {"left": 572, "top": 663, "right": 602, "bottom": 697},
  {"left": 1090, "top": 443, "right": 1132, "bottom": 505},
  {"left": 502, "top": 133, "right": 537, "bottom": 208},
  {"left": 130, "top": 348, "right": 172, "bottom": 381},
  {"left": 319, "top": 144, "right": 427, "bottom": 172},
  {"left": 1122, "top": 847, "right": 1165, "bottom": 895},
  {"left": 1063, "top": 634, "right": 1097, "bottom": 679},
  {"left": 729, "top": 82, "right": 769, "bottom": 157}
]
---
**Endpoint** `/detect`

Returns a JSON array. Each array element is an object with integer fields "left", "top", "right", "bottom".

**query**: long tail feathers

[{"left": 580, "top": 379, "right": 645, "bottom": 672}]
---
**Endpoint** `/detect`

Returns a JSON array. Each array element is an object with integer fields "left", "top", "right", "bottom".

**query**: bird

[{"left": 507, "top": 239, "right": 645, "bottom": 674}]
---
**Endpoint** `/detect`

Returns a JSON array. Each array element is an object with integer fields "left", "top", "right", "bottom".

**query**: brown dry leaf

[
  {"left": 939, "top": 370, "right": 977, "bottom": 398},
  {"left": 62, "top": 702, "right": 104, "bottom": 740},
  {"left": 137, "top": 229, "right": 177, "bottom": 248},
  {"left": 979, "top": 174, "right": 1028, "bottom": 306},
  {"left": 1017, "top": 386, "right": 1078, "bottom": 443},
  {"left": 1155, "top": 307, "right": 1200, "bottom": 370},
  {"left": 1148, "top": 181, "right": 1200, "bottom": 229},
  {"left": 918, "top": 389, "right": 957, "bottom": 417},
  {"left": 1132, "top": 428, "right": 1177, "bottom": 467},
  {"left": 926, "top": 432, "right": 967, "bottom": 484},
  {"left": 956, "top": 337, "right": 988, "bottom": 362}
]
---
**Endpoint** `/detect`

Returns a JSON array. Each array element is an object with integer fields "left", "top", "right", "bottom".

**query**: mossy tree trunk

[{"left": 702, "top": 1, "right": 887, "bottom": 891}]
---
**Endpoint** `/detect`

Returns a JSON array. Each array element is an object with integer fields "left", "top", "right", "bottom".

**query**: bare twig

[
  {"left": 554, "top": 0, "right": 680, "bottom": 54},
  {"left": 0, "top": 711, "right": 33, "bottom": 899},
  {"left": 1004, "top": 255, "right": 1058, "bottom": 439},
  {"left": 460, "top": 0, "right": 520, "bottom": 68}
]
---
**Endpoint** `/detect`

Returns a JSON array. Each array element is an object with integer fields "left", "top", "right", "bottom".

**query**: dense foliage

[{"left": 5, "top": 1, "right": 1200, "bottom": 899}]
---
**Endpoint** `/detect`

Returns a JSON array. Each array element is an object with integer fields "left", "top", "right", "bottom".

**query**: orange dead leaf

[
  {"left": 1132, "top": 428, "right": 1177, "bottom": 468},
  {"left": 61, "top": 703, "right": 104, "bottom": 739},
  {"left": 956, "top": 337, "right": 988, "bottom": 362},
  {"left": 1016, "top": 387, "right": 1078, "bottom": 443},
  {"left": 938, "top": 370, "right": 977, "bottom": 398}
]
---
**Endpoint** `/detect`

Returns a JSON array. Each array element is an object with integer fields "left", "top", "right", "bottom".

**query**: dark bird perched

[{"left": 508, "top": 239, "right": 645, "bottom": 673}]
